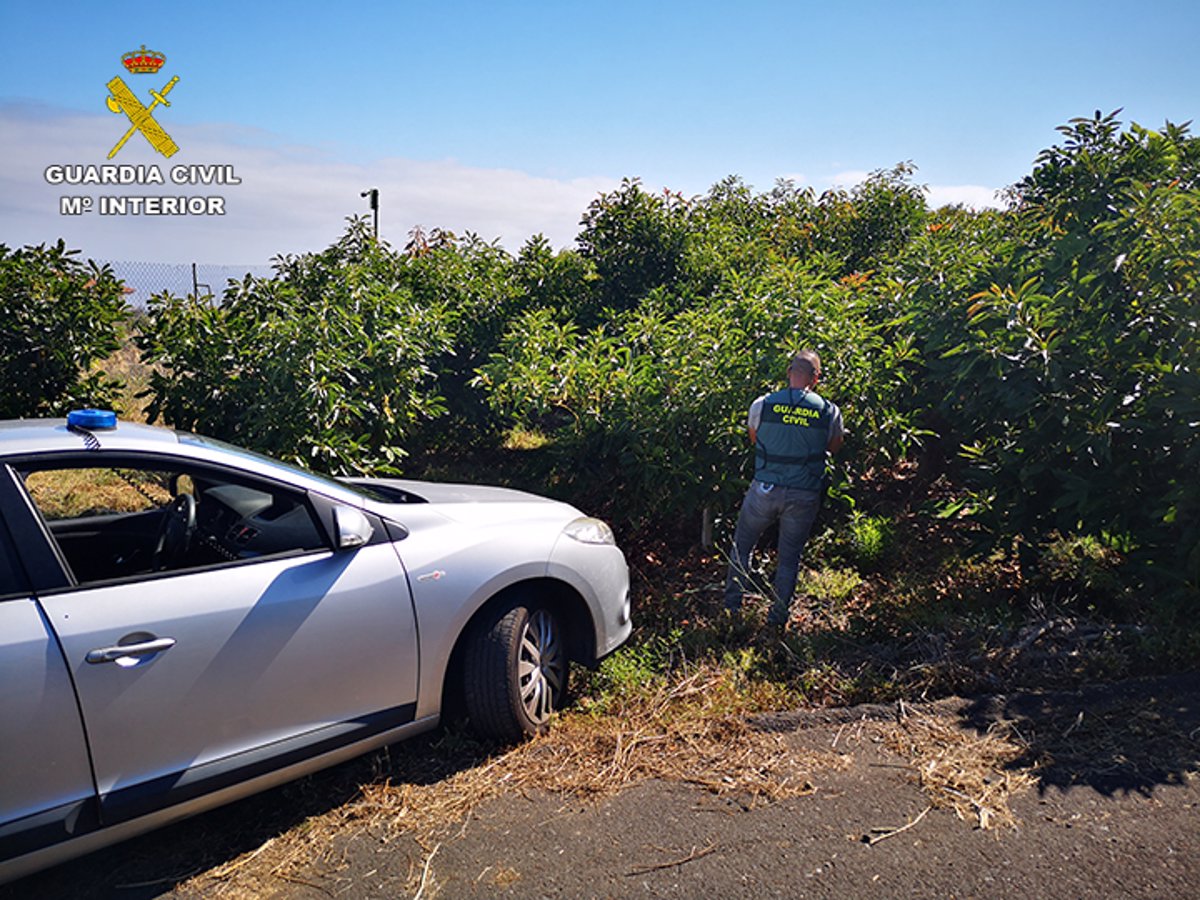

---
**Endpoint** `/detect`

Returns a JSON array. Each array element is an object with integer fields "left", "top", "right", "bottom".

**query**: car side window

[
  {"left": 18, "top": 462, "right": 328, "bottom": 586},
  {"left": 25, "top": 467, "right": 173, "bottom": 520}
]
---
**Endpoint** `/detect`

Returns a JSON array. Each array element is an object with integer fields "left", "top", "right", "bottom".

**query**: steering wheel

[{"left": 152, "top": 493, "right": 196, "bottom": 571}]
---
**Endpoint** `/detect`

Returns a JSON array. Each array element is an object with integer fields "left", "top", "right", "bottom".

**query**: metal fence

[{"left": 101, "top": 260, "right": 276, "bottom": 308}]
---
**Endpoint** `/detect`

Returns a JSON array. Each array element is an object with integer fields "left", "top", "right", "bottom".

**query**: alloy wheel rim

[{"left": 517, "top": 609, "right": 563, "bottom": 724}]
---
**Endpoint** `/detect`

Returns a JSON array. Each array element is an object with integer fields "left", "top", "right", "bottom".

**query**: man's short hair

[{"left": 788, "top": 350, "right": 821, "bottom": 379}]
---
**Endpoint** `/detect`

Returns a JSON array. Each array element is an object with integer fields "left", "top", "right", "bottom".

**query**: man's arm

[
  {"left": 826, "top": 404, "right": 845, "bottom": 454},
  {"left": 747, "top": 396, "right": 764, "bottom": 445}
]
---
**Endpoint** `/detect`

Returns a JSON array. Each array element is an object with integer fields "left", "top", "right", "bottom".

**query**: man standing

[{"left": 724, "top": 350, "right": 844, "bottom": 628}]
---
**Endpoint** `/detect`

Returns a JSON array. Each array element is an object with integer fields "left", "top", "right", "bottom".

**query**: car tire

[{"left": 464, "top": 602, "right": 569, "bottom": 741}]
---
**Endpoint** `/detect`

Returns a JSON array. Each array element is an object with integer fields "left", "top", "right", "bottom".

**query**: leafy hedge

[
  {"left": 896, "top": 113, "right": 1200, "bottom": 593},
  {"left": 18, "top": 112, "right": 1190, "bottom": 599},
  {"left": 478, "top": 170, "right": 931, "bottom": 525},
  {"left": 476, "top": 115, "right": 1199, "bottom": 593},
  {"left": 0, "top": 241, "right": 128, "bottom": 418},
  {"left": 138, "top": 221, "right": 453, "bottom": 474}
]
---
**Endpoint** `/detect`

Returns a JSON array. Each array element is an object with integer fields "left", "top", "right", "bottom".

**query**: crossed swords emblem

[{"left": 105, "top": 75, "right": 179, "bottom": 159}]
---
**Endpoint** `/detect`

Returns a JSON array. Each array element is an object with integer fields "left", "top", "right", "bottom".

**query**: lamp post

[{"left": 361, "top": 188, "right": 379, "bottom": 239}]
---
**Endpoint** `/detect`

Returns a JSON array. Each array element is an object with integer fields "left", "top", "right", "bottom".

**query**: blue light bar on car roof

[{"left": 67, "top": 409, "right": 118, "bottom": 430}]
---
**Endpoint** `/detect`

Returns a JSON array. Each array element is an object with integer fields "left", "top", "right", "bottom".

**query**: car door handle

[{"left": 86, "top": 637, "right": 177, "bottom": 664}]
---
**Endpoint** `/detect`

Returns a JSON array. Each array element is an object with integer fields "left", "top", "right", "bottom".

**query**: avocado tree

[
  {"left": 0, "top": 240, "right": 129, "bottom": 418},
  {"left": 139, "top": 219, "right": 452, "bottom": 474},
  {"left": 895, "top": 112, "right": 1200, "bottom": 595}
]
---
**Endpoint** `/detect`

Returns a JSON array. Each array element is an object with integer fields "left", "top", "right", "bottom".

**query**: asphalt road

[
  {"left": 290, "top": 675, "right": 1200, "bottom": 899},
  {"left": 6, "top": 674, "right": 1199, "bottom": 899}
]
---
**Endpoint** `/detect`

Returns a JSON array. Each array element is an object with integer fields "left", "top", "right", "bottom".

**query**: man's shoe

[{"left": 755, "top": 621, "right": 786, "bottom": 646}]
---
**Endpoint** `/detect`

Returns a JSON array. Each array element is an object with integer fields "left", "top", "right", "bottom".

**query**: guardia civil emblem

[{"left": 105, "top": 45, "right": 179, "bottom": 159}]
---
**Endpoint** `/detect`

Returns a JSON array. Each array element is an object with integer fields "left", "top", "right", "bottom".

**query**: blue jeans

[{"left": 724, "top": 480, "right": 821, "bottom": 625}]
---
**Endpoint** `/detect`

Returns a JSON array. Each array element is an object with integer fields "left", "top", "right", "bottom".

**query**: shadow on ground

[
  {"left": 961, "top": 671, "right": 1200, "bottom": 796},
  {"left": 0, "top": 729, "right": 497, "bottom": 900}
]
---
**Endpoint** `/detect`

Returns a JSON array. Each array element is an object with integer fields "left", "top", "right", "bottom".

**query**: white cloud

[
  {"left": 924, "top": 183, "right": 1004, "bottom": 210},
  {"left": 806, "top": 169, "right": 1004, "bottom": 209},
  {"left": 2, "top": 105, "right": 1008, "bottom": 272},
  {"left": 821, "top": 170, "right": 873, "bottom": 192},
  {"left": 0, "top": 104, "right": 617, "bottom": 266}
]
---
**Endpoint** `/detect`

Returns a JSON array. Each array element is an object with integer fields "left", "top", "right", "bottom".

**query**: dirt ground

[{"left": 6, "top": 673, "right": 1199, "bottom": 899}]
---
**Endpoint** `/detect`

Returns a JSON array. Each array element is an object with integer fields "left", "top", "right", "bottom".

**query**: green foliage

[
  {"left": 0, "top": 241, "right": 129, "bottom": 418},
  {"left": 48, "top": 110, "right": 1188, "bottom": 612},
  {"left": 513, "top": 234, "right": 597, "bottom": 322},
  {"left": 577, "top": 178, "right": 690, "bottom": 320},
  {"left": 1038, "top": 532, "right": 1126, "bottom": 604},
  {"left": 895, "top": 112, "right": 1200, "bottom": 596},
  {"left": 798, "top": 566, "right": 864, "bottom": 604},
  {"left": 397, "top": 229, "right": 522, "bottom": 453},
  {"left": 846, "top": 513, "right": 895, "bottom": 571},
  {"left": 583, "top": 629, "right": 684, "bottom": 707},
  {"left": 138, "top": 219, "right": 452, "bottom": 474},
  {"left": 479, "top": 174, "right": 927, "bottom": 531},
  {"left": 474, "top": 282, "right": 786, "bottom": 523},
  {"left": 810, "top": 162, "right": 929, "bottom": 274}
]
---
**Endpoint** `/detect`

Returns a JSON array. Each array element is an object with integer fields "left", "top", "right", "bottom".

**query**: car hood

[
  {"left": 347, "top": 477, "right": 582, "bottom": 529},
  {"left": 347, "top": 477, "right": 577, "bottom": 508}
]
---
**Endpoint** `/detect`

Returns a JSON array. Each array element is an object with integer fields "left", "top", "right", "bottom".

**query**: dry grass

[
  {"left": 180, "top": 665, "right": 844, "bottom": 897},
  {"left": 885, "top": 704, "right": 1036, "bottom": 830},
  {"left": 176, "top": 672, "right": 1050, "bottom": 896},
  {"left": 93, "top": 333, "right": 155, "bottom": 423},
  {"left": 24, "top": 467, "right": 171, "bottom": 519}
]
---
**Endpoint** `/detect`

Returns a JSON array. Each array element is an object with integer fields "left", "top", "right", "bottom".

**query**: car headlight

[{"left": 563, "top": 517, "right": 615, "bottom": 545}]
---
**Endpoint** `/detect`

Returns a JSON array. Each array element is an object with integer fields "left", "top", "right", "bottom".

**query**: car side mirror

[{"left": 334, "top": 506, "right": 374, "bottom": 549}]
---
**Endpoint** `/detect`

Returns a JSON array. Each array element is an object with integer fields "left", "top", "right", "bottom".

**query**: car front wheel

[{"left": 464, "top": 602, "right": 569, "bottom": 741}]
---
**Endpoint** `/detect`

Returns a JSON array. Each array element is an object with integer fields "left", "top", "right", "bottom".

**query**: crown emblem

[{"left": 122, "top": 45, "right": 166, "bottom": 74}]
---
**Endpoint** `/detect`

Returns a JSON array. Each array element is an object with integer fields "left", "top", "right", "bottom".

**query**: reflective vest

[{"left": 754, "top": 387, "right": 832, "bottom": 490}]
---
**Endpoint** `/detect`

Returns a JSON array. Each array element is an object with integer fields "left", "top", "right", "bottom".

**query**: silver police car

[{"left": 0, "top": 411, "right": 631, "bottom": 883}]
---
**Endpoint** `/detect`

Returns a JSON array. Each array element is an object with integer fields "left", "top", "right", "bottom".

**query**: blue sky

[{"left": 2, "top": 0, "right": 1198, "bottom": 266}]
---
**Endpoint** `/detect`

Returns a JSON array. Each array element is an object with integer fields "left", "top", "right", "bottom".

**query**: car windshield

[{"left": 177, "top": 432, "right": 377, "bottom": 499}]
